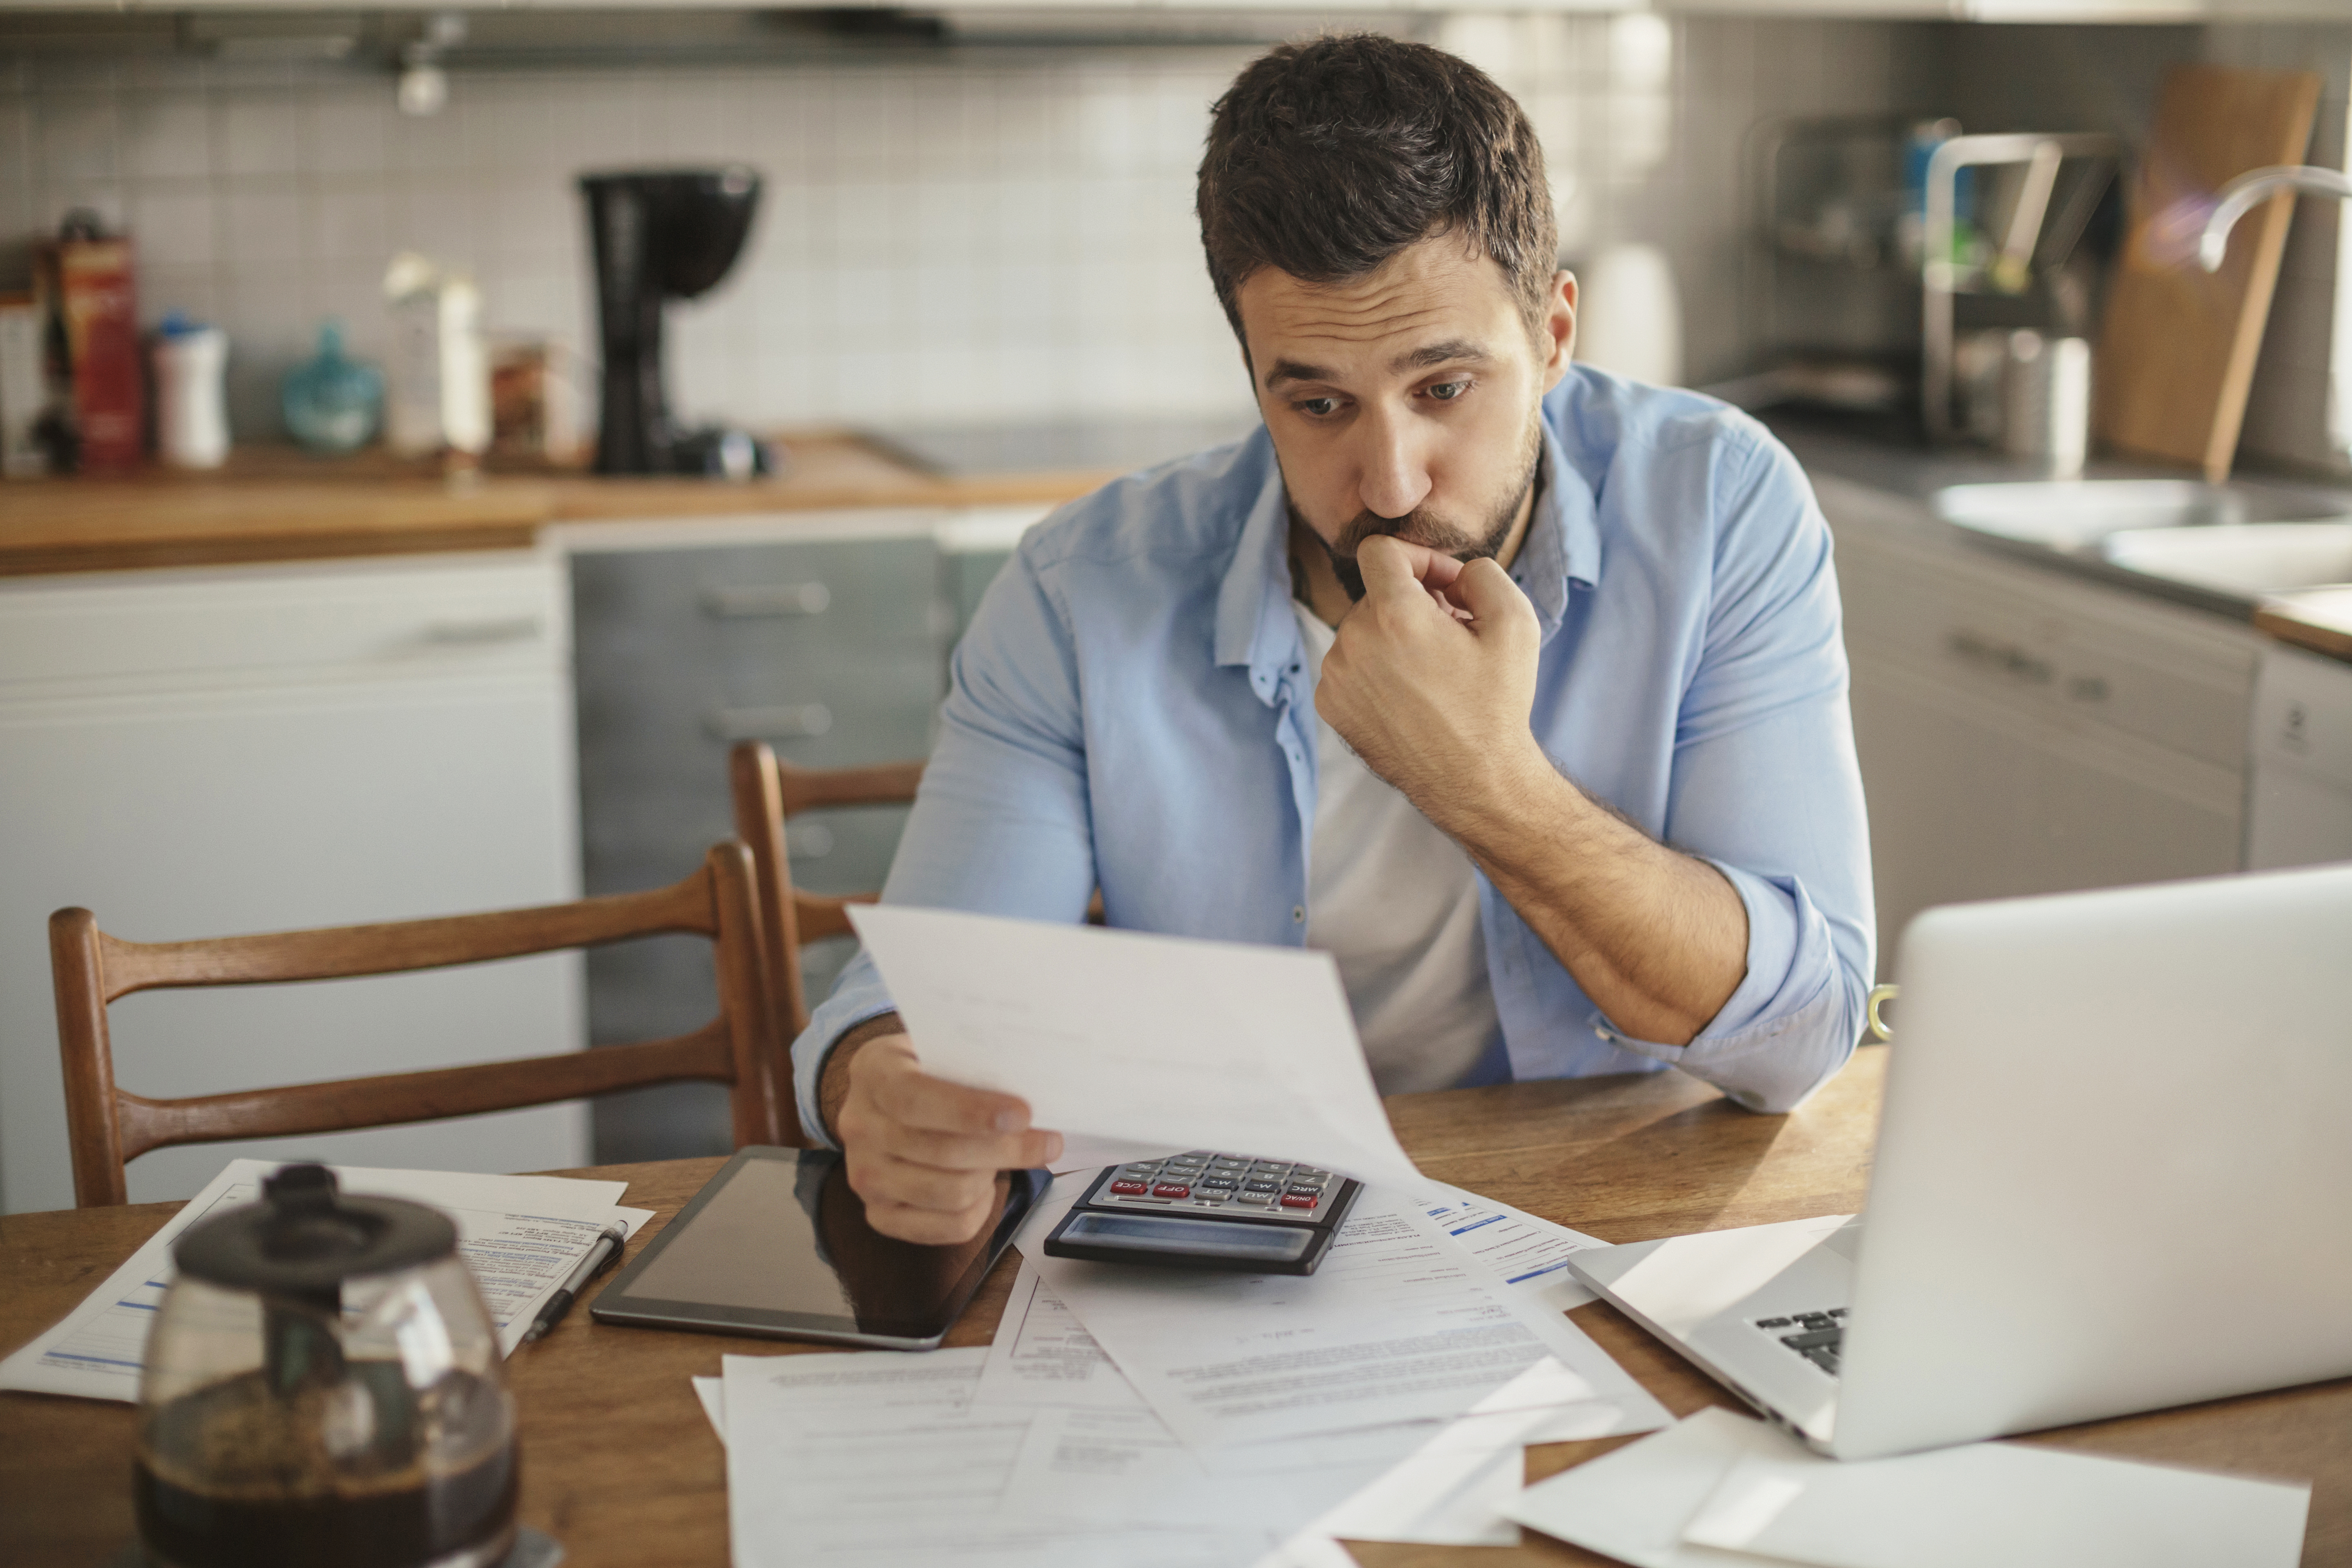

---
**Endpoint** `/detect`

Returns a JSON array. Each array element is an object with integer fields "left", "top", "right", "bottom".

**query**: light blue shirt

[{"left": 793, "top": 367, "right": 1875, "bottom": 1142}]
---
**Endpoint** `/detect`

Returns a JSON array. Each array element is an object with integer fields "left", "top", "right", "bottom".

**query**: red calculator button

[
  {"left": 1279, "top": 1194, "right": 1319, "bottom": 1209},
  {"left": 1152, "top": 1183, "right": 1192, "bottom": 1198},
  {"left": 1109, "top": 1179, "right": 1149, "bottom": 1195}
]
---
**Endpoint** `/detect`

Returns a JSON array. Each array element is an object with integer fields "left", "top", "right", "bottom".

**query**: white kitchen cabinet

[
  {"left": 1817, "top": 475, "right": 2265, "bottom": 972},
  {"left": 0, "top": 550, "right": 587, "bottom": 1214}
]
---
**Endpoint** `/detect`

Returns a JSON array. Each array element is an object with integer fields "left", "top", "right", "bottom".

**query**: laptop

[{"left": 1568, "top": 862, "right": 2352, "bottom": 1461}]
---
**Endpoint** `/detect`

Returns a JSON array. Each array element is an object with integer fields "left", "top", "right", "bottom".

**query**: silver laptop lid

[{"left": 1833, "top": 863, "right": 2352, "bottom": 1460}]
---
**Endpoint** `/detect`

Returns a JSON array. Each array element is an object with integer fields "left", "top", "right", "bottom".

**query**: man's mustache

[{"left": 1332, "top": 510, "right": 1501, "bottom": 562}]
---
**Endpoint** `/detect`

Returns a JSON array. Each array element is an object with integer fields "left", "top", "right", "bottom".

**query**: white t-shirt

[{"left": 1292, "top": 604, "right": 1503, "bottom": 1094}]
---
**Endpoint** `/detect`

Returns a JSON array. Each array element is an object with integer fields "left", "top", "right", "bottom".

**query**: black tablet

[{"left": 590, "top": 1146, "right": 1048, "bottom": 1350}]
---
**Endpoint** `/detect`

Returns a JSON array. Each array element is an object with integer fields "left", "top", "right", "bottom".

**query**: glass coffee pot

[{"left": 135, "top": 1165, "right": 517, "bottom": 1568}]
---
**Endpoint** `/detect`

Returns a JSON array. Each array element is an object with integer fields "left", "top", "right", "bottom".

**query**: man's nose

[{"left": 1351, "top": 404, "right": 1432, "bottom": 521}]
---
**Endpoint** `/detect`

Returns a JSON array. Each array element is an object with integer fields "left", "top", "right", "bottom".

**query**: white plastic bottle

[{"left": 153, "top": 316, "right": 229, "bottom": 469}]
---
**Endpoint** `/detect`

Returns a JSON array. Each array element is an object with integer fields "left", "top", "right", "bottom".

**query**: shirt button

[
  {"left": 1292, "top": 906, "right": 1305, "bottom": 923},
  {"left": 1594, "top": 1025, "right": 1614, "bottom": 1041}
]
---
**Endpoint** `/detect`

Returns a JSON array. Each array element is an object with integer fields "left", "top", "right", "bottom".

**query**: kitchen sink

[
  {"left": 1932, "top": 479, "right": 2348, "bottom": 551},
  {"left": 2102, "top": 523, "right": 2352, "bottom": 598}
]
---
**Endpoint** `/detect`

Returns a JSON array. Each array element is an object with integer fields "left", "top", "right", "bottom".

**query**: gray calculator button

[{"left": 1243, "top": 1180, "right": 1281, "bottom": 1194}]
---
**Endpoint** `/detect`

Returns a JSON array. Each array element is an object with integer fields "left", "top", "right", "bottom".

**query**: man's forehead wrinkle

[{"left": 1264, "top": 301, "right": 1460, "bottom": 349}]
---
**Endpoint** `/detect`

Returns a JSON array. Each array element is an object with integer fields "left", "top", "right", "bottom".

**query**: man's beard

[{"left": 1297, "top": 415, "right": 1543, "bottom": 603}]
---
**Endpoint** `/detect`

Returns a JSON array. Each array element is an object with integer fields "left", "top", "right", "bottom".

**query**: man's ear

[{"left": 1539, "top": 270, "right": 1577, "bottom": 392}]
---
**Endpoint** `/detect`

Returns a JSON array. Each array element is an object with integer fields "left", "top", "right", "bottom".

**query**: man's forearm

[
  {"left": 1434, "top": 748, "right": 1747, "bottom": 1046},
  {"left": 817, "top": 1012, "right": 904, "bottom": 1143}
]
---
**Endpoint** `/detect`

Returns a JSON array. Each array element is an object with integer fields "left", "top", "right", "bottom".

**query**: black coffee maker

[{"left": 581, "top": 167, "right": 775, "bottom": 477}]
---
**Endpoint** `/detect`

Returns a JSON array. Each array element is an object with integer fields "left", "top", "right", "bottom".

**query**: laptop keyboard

[{"left": 1753, "top": 1307, "right": 1849, "bottom": 1375}]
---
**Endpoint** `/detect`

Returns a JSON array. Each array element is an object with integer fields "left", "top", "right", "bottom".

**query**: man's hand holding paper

[{"left": 832, "top": 906, "right": 1427, "bottom": 1241}]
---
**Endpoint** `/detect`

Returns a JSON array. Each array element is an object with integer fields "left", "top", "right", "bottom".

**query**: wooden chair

[
  {"left": 728, "top": 740, "right": 924, "bottom": 1041},
  {"left": 50, "top": 843, "right": 785, "bottom": 1208}
]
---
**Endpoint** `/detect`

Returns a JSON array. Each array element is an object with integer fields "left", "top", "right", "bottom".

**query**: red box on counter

[{"left": 54, "top": 236, "right": 143, "bottom": 474}]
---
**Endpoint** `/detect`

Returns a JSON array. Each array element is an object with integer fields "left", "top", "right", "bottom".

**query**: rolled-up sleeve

[
  {"left": 790, "top": 537, "right": 1099, "bottom": 1145},
  {"left": 1597, "top": 435, "right": 1876, "bottom": 1112}
]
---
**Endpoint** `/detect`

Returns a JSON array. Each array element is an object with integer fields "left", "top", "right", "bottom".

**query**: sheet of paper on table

[
  {"left": 709, "top": 1345, "right": 1632, "bottom": 1561},
  {"left": 1256, "top": 1356, "right": 1638, "bottom": 1567},
  {"left": 1682, "top": 1428, "right": 2311, "bottom": 1568},
  {"left": 0, "top": 1158, "right": 652, "bottom": 1403},
  {"left": 1024, "top": 1187, "right": 1671, "bottom": 1452},
  {"left": 847, "top": 905, "right": 1423, "bottom": 1189},
  {"left": 1503, "top": 1407, "right": 2312, "bottom": 1568},
  {"left": 1417, "top": 1182, "right": 1607, "bottom": 1312},
  {"left": 720, "top": 1348, "right": 1270, "bottom": 1568}
]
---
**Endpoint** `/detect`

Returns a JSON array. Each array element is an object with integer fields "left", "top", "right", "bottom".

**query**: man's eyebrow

[
  {"left": 1263, "top": 359, "right": 1333, "bottom": 390},
  {"left": 1391, "top": 339, "right": 1491, "bottom": 373},
  {"left": 1263, "top": 340, "right": 1492, "bottom": 391}
]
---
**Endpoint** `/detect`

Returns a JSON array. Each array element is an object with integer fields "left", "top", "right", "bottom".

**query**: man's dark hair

[{"left": 1197, "top": 34, "right": 1558, "bottom": 345}]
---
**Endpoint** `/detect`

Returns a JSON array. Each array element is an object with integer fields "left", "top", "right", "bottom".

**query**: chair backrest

[
  {"left": 50, "top": 842, "right": 786, "bottom": 1208},
  {"left": 728, "top": 741, "right": 924, "bottom": 1040}
]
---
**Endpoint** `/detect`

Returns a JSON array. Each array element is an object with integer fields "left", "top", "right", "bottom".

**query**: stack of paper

[
  {"left": 706, "top": 1173, "right": 1670, "bottom": 1568},
  {"left": 703, "top": 908, "right": 1670, "bottom": 1562},
  {"left": 0, "top": 1158, "right": 653, "bottom": 1401},
  {"left": 1503, "top": 1408, "right": 2312, "bottom": 1568}
]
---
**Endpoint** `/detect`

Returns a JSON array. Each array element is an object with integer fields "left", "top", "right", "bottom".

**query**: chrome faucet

[{"left": 2199, "top": 165, "right": 2352, "bottom": 272}]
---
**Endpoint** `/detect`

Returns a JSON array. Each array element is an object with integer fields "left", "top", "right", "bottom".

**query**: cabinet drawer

[
  {"left": 1840, "top": 528, "right": 2256, "bottom": 771},
  {"left": 0, "top": 555, "right": 564, "bottom": 693}
]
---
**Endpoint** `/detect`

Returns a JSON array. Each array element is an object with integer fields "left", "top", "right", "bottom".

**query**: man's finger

[
  {"left": 1352, "top": 534, "right": 1436, "bottom": 603},
  {"left": 1451, "top": 557, "right": 1534, "bottom": 627},
  {"left": 858, "top": 1149, "right": 1001, "bottom": 1213},
  {"left": 862, "top": 1195, "right": 994, "bottom": 1245},
  {"left": 875, "top": 1062, "right": 1035, "bottom": 1137},
  {"left": 882, "top": 1119, "right": 1060, "bottom": 1172}
]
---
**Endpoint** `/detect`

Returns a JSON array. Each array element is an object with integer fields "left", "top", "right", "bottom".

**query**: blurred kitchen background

[
  {"left": 4, "top": 4, "right": 2352, "bottom": 1213},
  {"left": 3, "top": 11, "right": 2340, "bottom": 466}
]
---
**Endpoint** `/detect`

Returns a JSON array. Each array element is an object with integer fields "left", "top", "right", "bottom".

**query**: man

[{"left": 796, "top": 35, "right": 1875, "bottom": 1243}]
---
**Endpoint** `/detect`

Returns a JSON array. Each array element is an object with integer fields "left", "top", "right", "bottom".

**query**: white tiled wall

[{"left": 1, "top": 18, "right": 1925, "bottom": 443}]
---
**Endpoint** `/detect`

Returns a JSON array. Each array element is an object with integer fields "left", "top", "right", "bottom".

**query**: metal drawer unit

[{"left": 570, "top": 532, "right": 947, "bottom": 1158}]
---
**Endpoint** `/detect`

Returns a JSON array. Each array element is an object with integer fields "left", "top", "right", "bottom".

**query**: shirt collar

[{"left": 1214, "top": 414, "right": 1602, "bottom": 695}]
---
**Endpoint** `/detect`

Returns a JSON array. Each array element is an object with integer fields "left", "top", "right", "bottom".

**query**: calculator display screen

[{"left": 1056, "top": 1211, "right": 1315, "bottom": 1263}]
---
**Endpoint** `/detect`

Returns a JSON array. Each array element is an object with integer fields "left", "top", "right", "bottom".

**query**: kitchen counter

[
  {"left": 1767, "top": 411, "right": 2352, "bottom": 667},
  {"left": 0, "top": 431, "right": 1121, "bottom": 578}
]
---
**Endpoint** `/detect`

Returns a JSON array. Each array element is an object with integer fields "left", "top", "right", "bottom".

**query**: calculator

[{"left": 1041, "top": 1149, "right": 1363, "bottom": 1275}]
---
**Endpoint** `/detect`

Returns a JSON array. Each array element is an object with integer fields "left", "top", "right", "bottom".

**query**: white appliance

[
  {"left": 2246, "top": 642, "right": 2352, "bottom": 870},
  {"left": 1571, "top": 864, "right": 2352, "bottom": 1460},
  {"left": 0, "top": 551, "right": 587, "bottom": 1214}
]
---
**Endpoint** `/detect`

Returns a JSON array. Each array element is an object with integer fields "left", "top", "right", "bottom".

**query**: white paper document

[
  {"left": 1027, "top": 1189, "right": 1669, "bottom": 1452},
  {"left": 1257, "top": 1354, "right": 1636, "bottom": 1567},
  {"left": 847, "top": 905, "right": 1423, "bottom": 1189},
  {"left": 1419, "top": 1183, "right": 1606, "bottom": 1311},
  {"left": 1505, "top": 1406, "right": 1818, "bottom": 1568},
  {"left": 1506, "top": 1406, "right": 2311, "bottom": 1568},
  {"left": 722, "top": 1348, "right": 1267, "bottom": 1568},
  {"left": 1682, "top": 1434, "right": 2311, "bottom": 1568},
  {"left": 0, "top": 1159, "right": 650, "bottom": 1402},
  {"left": 977, "top": 1255, "right": 1147, "bottom": 1409}
]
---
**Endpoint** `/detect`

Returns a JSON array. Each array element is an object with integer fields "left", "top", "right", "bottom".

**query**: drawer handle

[
  {"left": 704, "top": 703, "right": 833, "bottom": 742},
  {"left": 422, "top": 616, "right": 541, "bottom": 645},
  {"left": 702, "top": 582, "right": 831, "bottom": 618},
  {"left": 1945, "top": 629, "right": 2051, "bottom": 685}
]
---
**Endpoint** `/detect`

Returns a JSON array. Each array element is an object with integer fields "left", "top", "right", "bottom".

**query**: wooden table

[{"left": 4, "top": 1046, "right": 2345, "bottom": 1566}]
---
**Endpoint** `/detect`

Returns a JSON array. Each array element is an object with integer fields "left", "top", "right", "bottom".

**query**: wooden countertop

[
  {"left": 2258, "top": 586, "right": 2352, "bottom": 665},
  {"left": 0, "top": 431, "right": 1119, "bottom": 578}
]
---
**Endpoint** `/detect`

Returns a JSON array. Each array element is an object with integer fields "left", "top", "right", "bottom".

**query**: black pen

[{"left": 522, "top": 1223, "right": 628, "bottom": 1343}]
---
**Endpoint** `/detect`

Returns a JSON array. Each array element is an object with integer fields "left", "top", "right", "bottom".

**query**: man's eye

[
  {"left": 1295, "top": 398, "right": 1341, "bottom": 418},
  {"left": 1426, "top": 380, "right": 1472, "bottom": 402}
]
